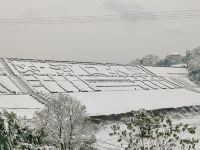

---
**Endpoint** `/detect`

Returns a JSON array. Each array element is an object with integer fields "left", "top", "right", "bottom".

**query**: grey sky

[{"left": 0, "top": 0, "right": 200, "bottom": 64}]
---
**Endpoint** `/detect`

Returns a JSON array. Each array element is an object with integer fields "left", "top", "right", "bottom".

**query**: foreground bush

[
  {"left": 110, "top": 109, "right": 199, "bottom": 150},
  {"left": 0, "top": 111, "right": 45, "bottom": 150}
]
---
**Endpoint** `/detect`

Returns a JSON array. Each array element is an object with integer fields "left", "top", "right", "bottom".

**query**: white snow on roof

[{"left": 70, "top": 89, "right": 200, "bottom": 116}]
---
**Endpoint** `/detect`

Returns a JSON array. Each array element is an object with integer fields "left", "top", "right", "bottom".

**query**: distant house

[
  {"left": 166, "top": 53, "right": 182, "bottom": 64},
  {"left": 141, "top": 55, "right": 160, "bottom": 66},
  {"left": 142, "top": 56, "right": 152, "bottom": 66}
]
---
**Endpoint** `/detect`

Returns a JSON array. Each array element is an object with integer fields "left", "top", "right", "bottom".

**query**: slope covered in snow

[
  {"left": 6, "top": 58, "right": 181, "bottom": 94},
  {"left": 144, "top": 66, "right": 188, "bottom": 77},
  {"left": 0, "top": 57, "right": 199, "bottom": 119},
  {"left": 0, "top": 94, "right": 43, "bottom": 118},
  {"left": 144, "top": 66, "right": 200, "bottom": 90},
  {"left": 0, "top": 58, "right": 199, "bottom": 150},
  {"left": 70, "top": 89, "right": 200, "bottom": 116}
]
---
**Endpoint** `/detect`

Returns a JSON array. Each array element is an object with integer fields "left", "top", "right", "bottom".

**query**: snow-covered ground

[
  {"left": 1, "top": 88, "right": 199, "bottom": 119},
  {"left": 95, "top": 124, "right": 200, "bottom": 149},
  {"left": 0, "top": 94, "right": 43, "bottom": 118},
  {"left": 144, "top": 66, "right": 200, "bottom": 90},
  {"left": 8, "top": 58, "right": 183, "bottom": 93},
  {"left": 70, "top": 89, "right": 200, "bottom": 116},
  {"left": 0, "top": 58, "right": 200, "bottom": 149},
  {"left": 0, "top": 58, "right": 199, "bottom": 120},
  {"left": 94, "top": 111, "right": 200, "bottom": 150},
  {"left": 144, "top": 66, "right": 188, "bottom": 77}
]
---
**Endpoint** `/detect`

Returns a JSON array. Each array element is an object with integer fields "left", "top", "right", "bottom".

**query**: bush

[{"left": 109, "top": 109, "right": 199, "bottom": 150}]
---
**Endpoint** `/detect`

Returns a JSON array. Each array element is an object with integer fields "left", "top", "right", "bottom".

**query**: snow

[
  {"left": 42, "top": 81, "right": 65, "bottom": 93},
  {"left": 50, "top": 75, "right": 79, "bottom": 92},
  {"left": 72, "top": 81, "right": 93, "bottom": 91},
  {"left": 95, "top": 110, "right": 200, "bottom": 150},
  {"left": 168, "top": 76, "right": 199, "bottom": 88},
  {"left": 132, "top": 81, "right": 151, "bottom": 90},
  {"left": 28, "top": 80, "right": 41, "bottom": 87},
  {"left": 67, "top": 76, "right": 93, "bottom": 91},
  {"left": 9, "top": 59, "right": 195, "bottom": 93},
  {"left": 70, "top": 89, "right": 200, "bottom": 116},
  {"left": 51, "top": 75, "right": 66, "bottom": 81},
  {"left": 0, "top": 62, "right": 4, "bottom": 69},
  {"left": 57, "top": 81, "right": 79, "bottom": 92},
  {"left": 82, "top": 65, "right": 100, "bottom": 74},
  {"left": 1, "top": 59, "right": 200, "bottom": 149},
  {"left": 0, "top": 84, "right": 9, "bottom": 93},
  {"left": 0, "top": 94, "right": 43, "bottom": 118},
  {"left": 24, "top": 75, "right": 38, "bottom": 81},
  {"left": 0, "top": 76, "right": 21, "bottom": 93},
  {"left": 94, "top": 65, "right": 116, "bottom": 76},
  {"left": 34, "top": 86, "right": 50, "bottom": 93},
  {"left": 95, "top": 124, "right": 123, "bottom": 150},
  {"left": 171, "top": 63, "right": 187, "bottom": 68},
  {"left": 95, "top": 117, "right": 200, "bottom": 150},
  {"left": 159, "top": 80, "right": 176, "bottom": 89},
  {"left": 151, "top": 81, "right": 167, "bottom": 89},
  {"left": 142, "top": 81, "right": 159, "bottom": 89},
  {"left": 95, "top": 85, "right": 142, "bottom": 91},
  {"left": 36, "top": 75, "right": 53, "bottom": 81},
  {"left": 70, "top": 64, "right": 89, "bottom": 76},
  {"left": 144, "top": 66, "right": 188, "bottom": 77}
]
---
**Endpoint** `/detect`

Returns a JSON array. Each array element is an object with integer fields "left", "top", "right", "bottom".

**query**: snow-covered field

[
  {"left": 0, "top": 58, "right": 199, "bottom": 119},
  {"left": 1, "top": 89, "right": 199, "bottom": 119},
  {"left": 70, "top": 89, "right": 200, "bottom": 116},
  {"left": 0, "top": 94, "right": 43, "bottom": 118},
  {"left": 0, "top": 58, "right": 200, "bottom": 149},
  {"left": 7, "top": 58, "right": 184, "bottom": 93},
  {"left": 144, "top": 66, "right": 188, "bottom": 77}
]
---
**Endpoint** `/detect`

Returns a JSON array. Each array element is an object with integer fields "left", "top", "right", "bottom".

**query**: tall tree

[{"left": 34, "top": 93, "right": 95, "bottom": 150}]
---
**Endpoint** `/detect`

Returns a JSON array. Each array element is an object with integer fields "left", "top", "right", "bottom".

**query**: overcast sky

[{"left": 0, "top": 0, "right": 200, "bottom": 64}]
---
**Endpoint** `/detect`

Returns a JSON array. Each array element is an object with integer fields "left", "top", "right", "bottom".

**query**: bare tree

[{"left": 34, "top": 93, "right": 96, "bottom": 150}]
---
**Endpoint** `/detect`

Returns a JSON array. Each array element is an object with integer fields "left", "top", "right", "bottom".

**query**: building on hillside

[
  {"left": 166, "top": 53, "right": 182, "bottom": 64},
  {"left": 142, "top": 56, "right": 152, "bottom": 66},
  {"left": 141, "top": 55, "right": 160, "bottom": 66}
]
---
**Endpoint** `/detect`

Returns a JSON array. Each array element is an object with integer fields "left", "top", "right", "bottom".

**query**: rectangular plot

[
  {"left": 133, "top": 81, "right": 151, "bottom": 90},
  {"left": 0, "top": 76, "right": 21, "bottom": 93},
  {"left": 159, "top": 81, "right": 176, "bottom": 89},
  {"left": 151, "top": 81, "right": 167, "bottom": 89},
  {"left": 34, "top": 86, "right": 50, "bottom": 93},
  {"left": 143, "top": 81, "right": 159, "bottom": 89},
  {"left": 42, "top": 81, "right": 65, "bottom": 93},
  {"left": 96, "top": 85, "right": 142, "bottom": 91},
  {"left": 57, "top": 81, "right": 79, "bottom": 92}
]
